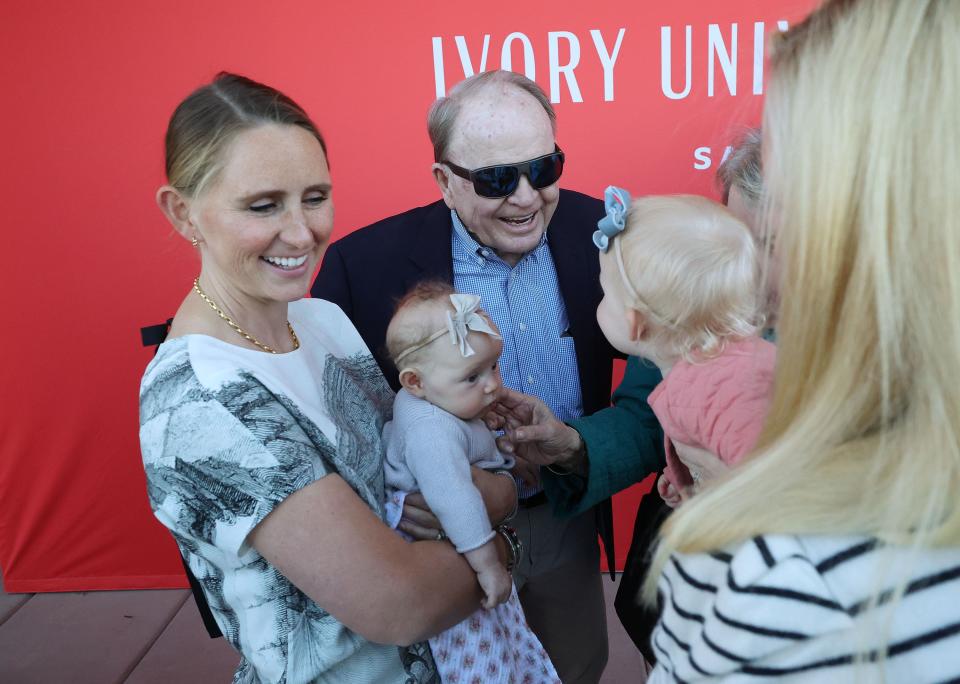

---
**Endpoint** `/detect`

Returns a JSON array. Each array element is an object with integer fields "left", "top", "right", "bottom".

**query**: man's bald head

[{"left": 427, "top": 70, "right": 556, "bottom": 163}]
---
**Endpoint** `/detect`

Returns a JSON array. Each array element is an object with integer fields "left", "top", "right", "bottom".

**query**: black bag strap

[
  {"left": 140, "top": 320, "right": 173, "bottom": 347},
  {"left": 143, "top": 319, "right": 224, "bottom": 639},
  {"left": 179, "top": 555, "right": 224, "bottom": 639}
]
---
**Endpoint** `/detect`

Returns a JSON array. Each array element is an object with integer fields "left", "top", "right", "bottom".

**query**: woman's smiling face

[{"left": 189, "top": 124, "right": 333, "bottom": 305}]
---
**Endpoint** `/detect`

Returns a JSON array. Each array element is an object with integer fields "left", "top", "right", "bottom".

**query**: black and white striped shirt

[{"left": 649, "top": 534, "right": 960, "bottom": 683}]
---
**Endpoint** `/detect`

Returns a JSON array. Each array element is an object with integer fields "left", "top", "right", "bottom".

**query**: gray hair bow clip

[
  {"left": 445, "top": 293, "right": 501, "bottom": 357},
  {"left": 592, "top": 185, "right": 632, "bottom": 252},
  {"left": 394, "top": 293, "right": 502, "bottom": 364}
]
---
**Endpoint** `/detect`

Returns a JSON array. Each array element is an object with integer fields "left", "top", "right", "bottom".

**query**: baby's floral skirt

[{"left": 386, "top": 491, "right": 560, "bottom": 684}]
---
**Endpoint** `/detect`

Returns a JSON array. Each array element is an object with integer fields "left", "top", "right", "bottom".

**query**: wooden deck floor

[{"left": 0, "top": 570, "right": 646, "bottom": 683}]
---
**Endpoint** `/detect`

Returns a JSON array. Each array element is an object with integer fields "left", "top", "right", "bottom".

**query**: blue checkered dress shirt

[{"left": 450, "top": 210, "right": 584, "bottom": 499}]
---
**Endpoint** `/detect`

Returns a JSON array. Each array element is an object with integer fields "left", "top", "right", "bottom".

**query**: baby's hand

[
  {"left": 465, "top": 541, "right": 513, "bottom": 609},
  {"left": 657, "top": 473, "right": 683, "bottom": 509},
  {"left": 476, "top": 565, "right": 512, "bottom": 609}
]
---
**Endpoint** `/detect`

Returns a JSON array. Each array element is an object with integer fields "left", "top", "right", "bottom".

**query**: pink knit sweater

[{"left": 648, "top": 337, "right": 777, "bottom": 493}]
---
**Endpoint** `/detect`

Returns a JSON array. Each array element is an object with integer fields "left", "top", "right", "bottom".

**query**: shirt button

[
  {"left": 519, "top": 322, "right": 527, "bottom": 331},
  {"left": 526, "top": 375, "right": 535, "bottom": 385}
]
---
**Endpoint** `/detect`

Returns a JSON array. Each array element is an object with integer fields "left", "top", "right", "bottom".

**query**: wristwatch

[{"left": 495, "top": 524, "right": 523, "bottom": 572}]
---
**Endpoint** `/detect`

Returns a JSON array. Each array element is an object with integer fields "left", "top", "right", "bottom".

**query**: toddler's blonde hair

[{"left": 614, "top": 194, "right": 761, "bottom": 361}]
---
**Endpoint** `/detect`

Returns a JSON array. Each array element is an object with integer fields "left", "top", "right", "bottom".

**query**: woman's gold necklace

[{"left": 193, "top": 277, "right": 300, "bottom": 354}]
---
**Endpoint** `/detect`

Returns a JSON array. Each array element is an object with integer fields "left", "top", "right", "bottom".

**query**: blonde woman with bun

[
  {"left": 645, "top": 1, "right": 960, "bottom": 681},
  {"left": 140, "top": 73, "right": 517, "bottom": 683}
]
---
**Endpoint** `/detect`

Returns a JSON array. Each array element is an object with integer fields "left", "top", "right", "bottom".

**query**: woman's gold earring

[{"left": 191, "top": 236, "right": 200, "bottom": 247}]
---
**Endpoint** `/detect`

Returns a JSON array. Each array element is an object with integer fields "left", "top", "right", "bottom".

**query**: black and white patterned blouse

[
  {"left": 140, "top": 298, "right": 438, "bottom": 684},
  {"left": 649, "top": 533, "right": 960, "bottom": 683}
]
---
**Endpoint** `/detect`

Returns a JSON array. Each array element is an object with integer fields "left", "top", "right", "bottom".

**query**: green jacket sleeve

[{"left": 542, "top": 356, "right": 666, "bottom": 516}]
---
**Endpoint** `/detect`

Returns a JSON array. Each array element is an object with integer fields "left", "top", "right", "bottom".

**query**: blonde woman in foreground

[{"left": 645, "top": 1, "right": 960, "bottom": 681}]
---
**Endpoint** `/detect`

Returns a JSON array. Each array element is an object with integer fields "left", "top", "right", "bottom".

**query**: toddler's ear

[
  {"left": 625, "top": 308, "right": 647, "bottom": 342},
  {"left": 398, "top": 368, "right": 427, "bottom": 397}
]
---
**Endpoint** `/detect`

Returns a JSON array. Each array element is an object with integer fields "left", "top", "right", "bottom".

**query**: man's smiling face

[{"left": 435, "top": 84, "right": 560, "bottom": 267}]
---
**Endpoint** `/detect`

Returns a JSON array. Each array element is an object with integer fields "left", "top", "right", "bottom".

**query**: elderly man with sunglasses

[{"left": 312, "top": 69, "right": 664, "bottom": 683}]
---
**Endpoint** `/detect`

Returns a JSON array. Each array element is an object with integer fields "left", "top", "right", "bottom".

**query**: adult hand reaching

[
  {"left": 509, "top": 454, "right": 542, "bottom": 489},
  {"left": 672, "top": 441, "right": 731, "bottom": 494},
  {"left": 492, "top": 388, "right": 588, "bottom": 479}
]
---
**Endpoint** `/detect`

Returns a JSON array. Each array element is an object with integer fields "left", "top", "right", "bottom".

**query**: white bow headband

[{"left": 395, "top": 293, "right": 502, "bottom": 364}]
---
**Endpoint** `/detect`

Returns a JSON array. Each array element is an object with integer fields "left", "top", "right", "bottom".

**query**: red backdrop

[{"left": 0, "top": 0, "right": 817, "bottom": 592}]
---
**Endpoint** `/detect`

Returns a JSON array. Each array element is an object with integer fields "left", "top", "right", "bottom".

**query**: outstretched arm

[
  {"left": 496, "top": 356, "right": 665, "bottom": 516},
  {"left": 546, "top": 356, "right": 665, "bottom": 514},
  {"left": 249, "top": 473, "right": 501, "bottom": 646}
]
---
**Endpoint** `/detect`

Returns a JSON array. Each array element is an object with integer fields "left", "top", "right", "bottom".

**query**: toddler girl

[
  {"left": 383, "top": 281, "right": 559, "bottom": 683},
  {"left": 593, "top": 187, "right": 776, "bottom": 506}
]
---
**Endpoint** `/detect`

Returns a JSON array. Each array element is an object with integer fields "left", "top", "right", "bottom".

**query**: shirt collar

[{"left": 450, "top": 209, "right": 548, "bottom": 266}]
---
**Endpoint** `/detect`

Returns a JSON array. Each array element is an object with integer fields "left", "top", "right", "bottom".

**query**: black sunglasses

[{"left": 442, "top": 146, "right": 565, "bottom": 198}]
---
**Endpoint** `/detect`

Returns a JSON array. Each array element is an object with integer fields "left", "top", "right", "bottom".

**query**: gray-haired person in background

[
  {"left": 718, "top": 128, "right": 779, "bottom": 330},
  {"left": 717, "top": 128, "right": 763, "bottom": 229}
]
